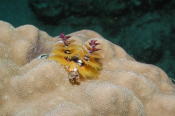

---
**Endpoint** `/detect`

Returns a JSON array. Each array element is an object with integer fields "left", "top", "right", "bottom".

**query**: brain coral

[{"left": 0, "top": 21, "right": 175, "bottom": 116}]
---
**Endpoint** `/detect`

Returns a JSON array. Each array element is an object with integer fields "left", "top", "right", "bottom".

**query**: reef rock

[
  {"left": 0, "top": 21, "right": 175, "bottom": 116},
  {"left": 29, "top": 0, "right": 169, "bottom": 24}
]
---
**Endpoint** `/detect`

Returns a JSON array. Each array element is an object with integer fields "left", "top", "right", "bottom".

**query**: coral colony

[{"left": 48, "top": 33, "right": 102, "bottom": 85}]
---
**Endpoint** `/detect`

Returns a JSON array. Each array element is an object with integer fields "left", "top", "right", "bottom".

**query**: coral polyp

[{"left": 48, "top": 33, "right": 102, "bottom": 85}]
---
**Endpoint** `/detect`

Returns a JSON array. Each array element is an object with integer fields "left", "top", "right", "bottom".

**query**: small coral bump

[
  {"left": 89, "top": 40, "right": 100, "bottom": 47},
  {"left": 59, "top": 33, "right": 71, "bottom": 46},
  {"left": 88, "top": 40, "right": 101, "bottom": 53}
]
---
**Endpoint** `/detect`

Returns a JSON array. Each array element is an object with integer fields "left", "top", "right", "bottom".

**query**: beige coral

[{"left": 0, "top": 21, "right": 175, "bottom": 116}]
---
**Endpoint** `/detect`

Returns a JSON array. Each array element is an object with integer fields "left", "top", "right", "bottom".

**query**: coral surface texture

[{"left": 0, "top": 21, "right": 175, "bottom": 116}]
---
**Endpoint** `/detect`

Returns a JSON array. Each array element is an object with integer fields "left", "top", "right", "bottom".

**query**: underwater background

[{"left": 0, "top": 0, "right": 175, "bottom": 81}]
